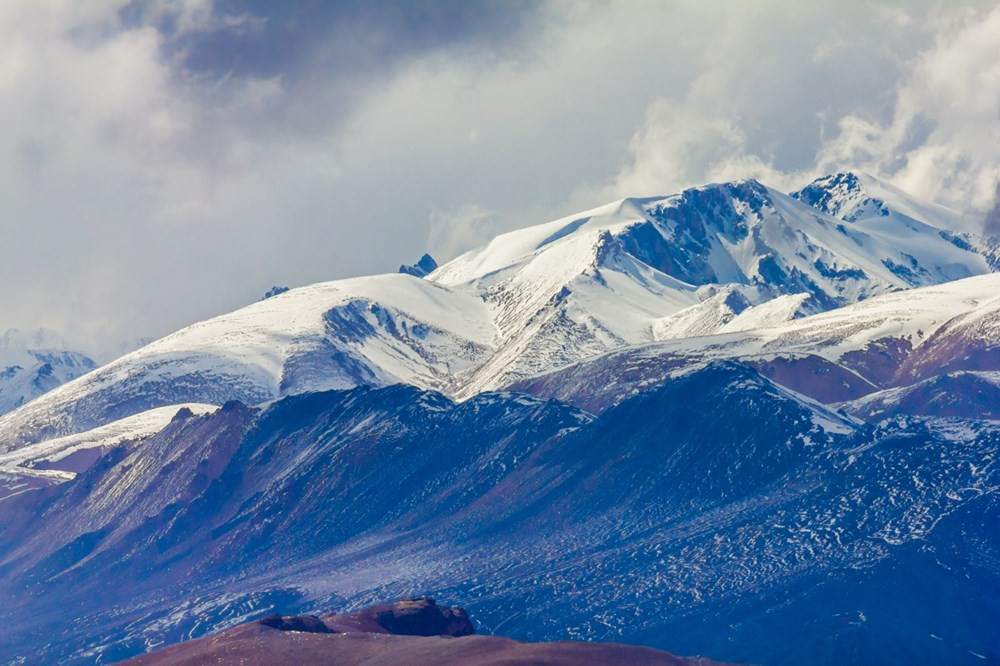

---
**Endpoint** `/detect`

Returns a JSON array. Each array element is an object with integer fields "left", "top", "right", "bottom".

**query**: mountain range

[{"left": 0, "top": 171, "right": 997, "bottom": 665}]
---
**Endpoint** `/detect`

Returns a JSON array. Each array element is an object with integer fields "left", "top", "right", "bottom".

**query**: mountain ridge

[
  {"left": 1, "top": 172, "right": 995, "bottom": 449},
  {"left": 1, "top": 363, "right": 995, "bottom": 664}
]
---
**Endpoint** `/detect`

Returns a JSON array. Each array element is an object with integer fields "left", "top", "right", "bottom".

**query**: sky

[{"left": 1, "top": 0, "right": 998, "bottom": 357}]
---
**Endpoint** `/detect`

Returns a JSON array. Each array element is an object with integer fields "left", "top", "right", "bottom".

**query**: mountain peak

[
  {"left": 2, "top": 173, "right": 994, "bottom": 446},
  {"left": 260, "top": 285, "right": 290, "bottom": 300},
  {"left": 791, "top": 171, "right": 887, "bottom": 222},
  {"left": 399, "top": 253, "right": 438, "bottom": 278},
  {"left": 791, "top": 170, "right": 967, "bottom": 233}
]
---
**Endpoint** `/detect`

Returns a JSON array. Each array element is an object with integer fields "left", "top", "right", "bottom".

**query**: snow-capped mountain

[
  {"left": 793, "top": 171, "right": 965, "bottom": 228},
  {"left": 1, "top": 171, "right": 1000, "bottom": 666},
  {"left": 0, "top": 174, "right": 994, "bottom": 450},
  {"left": 793, "top": 170, "right": 1000, "bottom": 270},
  {"left": 0, "top": 276, "right": 496, "bottom": 450},
  {"left": 0, "top": 328, "right": 97, "bottom": 417},
  {"left": 433, "top": 176, "right": 990, "bottom": 393}
]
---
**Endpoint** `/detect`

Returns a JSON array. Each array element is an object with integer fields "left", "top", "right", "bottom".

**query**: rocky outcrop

[
  {"left": 399, "top": 253, "right": 438, "bottom": 278},
  {"left": 258, "top": 613, "right": 331, "bottom": 634},
  {"left": 323, "top": 597, "right": 474, "bottom": 637}
]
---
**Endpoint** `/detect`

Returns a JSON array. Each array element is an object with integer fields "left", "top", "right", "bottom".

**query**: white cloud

[
  {"left": 428, "top": 204, "right": 505, "bottom": 261},
  {"left": 597, "top": 99, "right": 801, "bottom": 201},
  {"left": 817, "top": 4, "right": 1000, "bottom": 216},
  {"left": 594, "top": 2, "right": 999, "bottom": 228},
  {"left": 0, "top": 1, "right": 325, "bottom": 352}
]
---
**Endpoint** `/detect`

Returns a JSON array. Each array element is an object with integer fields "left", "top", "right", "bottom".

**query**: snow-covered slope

[
  {"left": 0, "top": 175, "right": 995, "bottom": 448},
  {"left": 430, "top": 177, "right": 994, "bottom": 393},
  {"left": 510, "top": 273, "right": 1000, "bottom": 412},
  {"left": 651, "top": 285, "right": 752, "bottom": 339},
  {"left": 0, "top": 403, "right": 218, "bottom": 475},
  {"left": 0, "top": 275, "right": 494, "bottom": 450},
  {"left": 793, "top": 171, "right": 965, "bottom": 228},
  {"left": 0, "top": 328, "right": 97, "bottom": 416},
  {"left": 793, "top": 170, "right": 1000, "bottom": 270},
  {"left": 0, "top": 403, "right": 218, "bottom": 501},
  {"left": 719, "top": 292, "right": 812, "bottom": 333}
]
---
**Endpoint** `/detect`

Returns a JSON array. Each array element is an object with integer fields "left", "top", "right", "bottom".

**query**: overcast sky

[{"left": 2, "top": 0, "right": 998, "bottom": 355}]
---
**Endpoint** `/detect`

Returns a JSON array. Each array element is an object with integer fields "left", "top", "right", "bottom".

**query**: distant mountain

[
  {"left": 793, "top": 171, "right": 964, "bottom": 227},
  {"left": 0, "top": 328, "right": 97, "bottom": 417},
  {"left": 841, "top": 370, "right": 1000, "bottom": 421},
  {"left": 792, "top": 170, "right": 1000, "bottom": 270},
  {"left": 260, "top": 285, "right": 290, "bottom": 300},
  {"left": 399, "top": 253, "right": 439, "bottom": 278},
  {"left": 509, "top": 272, "right": 1000, "bottom": 412}
]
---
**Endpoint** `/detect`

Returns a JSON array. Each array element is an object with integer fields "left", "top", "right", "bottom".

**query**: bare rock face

[
  {"left": 258, "top": 613, "right": 332, "bottom": 634},
  {"left": 323, "top": 597, "right": 475, "bottom": 637},
  {"left": 249, "top": 599, "right": 473, "bottom": 639},
  {"left": 399, "top": 253, "right": 438, "bottom": 278}
]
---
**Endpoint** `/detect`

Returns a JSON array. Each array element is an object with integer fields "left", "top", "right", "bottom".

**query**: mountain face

[
  {"left": 842, "top": 370, "right": 1000, "bottom": 420},
  {"left": 0, "top": 328, "right": 97, "bottom": 417},
  {"left": 0, "top": 276, "right": 497, "bottom": 451},
  {"left": 792, "top": 170, "right": 1000, "bottom": 270},
  {"left": 1, "top": 173, "right": 999, "bottom": 666},
  {"left": 509, "top": 273, "right": 1000, "bottom": 413},
  {"left": 0, "top": 364, "right": 995, "bottom": 665}
]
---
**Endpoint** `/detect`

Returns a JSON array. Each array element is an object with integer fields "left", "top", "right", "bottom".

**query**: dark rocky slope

[{"left": 0, "top": 365, "right": 996, "bottom": 665}]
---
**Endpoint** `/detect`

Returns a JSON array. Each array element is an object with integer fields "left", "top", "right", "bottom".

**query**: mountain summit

[{"left": 399, "top": 253, "right": 439, "bottom": 278}]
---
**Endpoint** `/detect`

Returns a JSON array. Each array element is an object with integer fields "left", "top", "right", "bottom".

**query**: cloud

[
  {"left": 598, "top": 100, "right": 800, "bottom": 200},
  {"left": 595, "top": 2, "right": 1000, "bottom": 229},
  {"left": 0, "top": 1, "right": 545, "bottom": 353},
  {"left": 1, "top": 0, "right": 996, "bottom": 356},
  {"left": 984, "top": 182, "right": 1000, "bottom": 236},
  {"left": 428, "top": 204, "right": 507, "bottom": 260},
  {"left": 816, "top": 4, "right": 1000, "bottom": 218}
]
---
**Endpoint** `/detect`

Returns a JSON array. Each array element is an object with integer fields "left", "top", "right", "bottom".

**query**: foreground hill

[{"left": 126, "top": 598, "right": 718, "bottom": 666}]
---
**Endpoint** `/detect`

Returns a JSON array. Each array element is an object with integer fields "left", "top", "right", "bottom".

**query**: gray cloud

[
  {"left": 984, "top": 182, "right": 1000, "bottom": 236},
  {"left": 1, "top": 0, "right": 997, "bottom": 357},
  {"left": 171, "top": 0, "right": 543, "bottom": 76},
  {"left": 588, "top": 2, "right": 1000, "bottom": 220}
]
